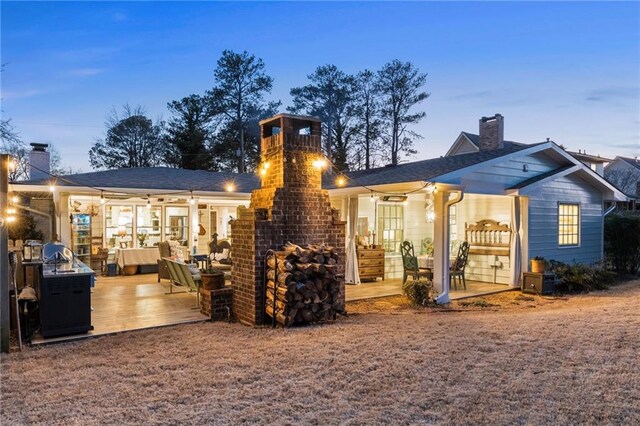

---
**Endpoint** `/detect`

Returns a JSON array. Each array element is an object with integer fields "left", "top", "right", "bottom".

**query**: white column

[{"left": 433, "top": 190, "right": 450, "bottom": 302}]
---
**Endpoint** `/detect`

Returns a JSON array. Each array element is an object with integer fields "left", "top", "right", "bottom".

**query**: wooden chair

[
  {"left": 401, "top": 241, "right": 432, "bottom": 284},
  {"left": 92, "top": 248, "right": 109, "bottom": 276},
  {"left": 450, "top": 241, "right": 470, "bottom": 290},
  {"left": 157, "top": 241, "right": 172, "bottom": 282}
]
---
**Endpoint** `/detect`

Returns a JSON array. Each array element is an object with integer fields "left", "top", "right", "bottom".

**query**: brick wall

[
  {"left": 200, "top": 287, "right": 233, "bottom": 321},
  {"left": 230, "top": 115, "right": 346, "bottom": 326}
]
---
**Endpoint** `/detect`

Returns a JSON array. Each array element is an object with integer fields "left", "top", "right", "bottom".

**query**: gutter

[{"left": 435, "top": 189, "right": 465, "bottom": 304}]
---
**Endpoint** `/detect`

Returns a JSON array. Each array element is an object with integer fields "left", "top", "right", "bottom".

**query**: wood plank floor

[
  {"left": 346, "top": 278, "right": 513, "bottom": 301},
  {"left": 32, "top": 274, "right": 207, "bottom": 344}
]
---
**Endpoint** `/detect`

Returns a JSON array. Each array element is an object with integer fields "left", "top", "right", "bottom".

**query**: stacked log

[{"left": 265, "top": 242, "right": 345, "bottom": 326}]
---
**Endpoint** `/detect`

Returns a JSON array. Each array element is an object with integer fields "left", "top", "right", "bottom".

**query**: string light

[
  {"left": 49, "top": 184, "right": 55, "bottom": 192},
  {"left": 225, "top": 183, "right": 235, "bottom": 192},
  {"left": 335, "top": 176, "right": 346, "bottom": 187},
  {"left": 11, "top": 195, "right": 19, "bottom": 204}
]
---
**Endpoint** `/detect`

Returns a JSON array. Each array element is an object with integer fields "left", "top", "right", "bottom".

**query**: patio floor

[
  {"left": 30, "top": 273, "right": 511, "bottom": 345},
  {"left": 345, "top": 278, "right": 512, "bottom": 302},
  {"left": 32, "top": 274, "right": 207, "bottom": 345}
]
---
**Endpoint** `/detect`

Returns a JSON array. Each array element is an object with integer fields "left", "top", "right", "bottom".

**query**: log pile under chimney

[{"left": 265, "top": 242, "right": 345, "bottom": 327}]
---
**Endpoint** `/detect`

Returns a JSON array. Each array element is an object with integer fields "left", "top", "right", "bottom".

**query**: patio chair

[
  {"left": 401, "top": 241, "right": 432, "bottom": 284},
  {"left": 163, "top": 257, "right": 201, "bottom": 308},
  {"left": 450, "top": 241, "right": 470, "bottom": 290}
]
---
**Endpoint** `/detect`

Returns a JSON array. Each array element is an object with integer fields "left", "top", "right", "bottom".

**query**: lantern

[{"left": 23, "top": 240, "right": 43, "bottom": 262}]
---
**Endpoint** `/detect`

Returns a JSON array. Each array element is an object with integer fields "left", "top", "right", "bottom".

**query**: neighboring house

[
  {"left": 605, "top": 156, "right": 640, "bottom": 210},
  {"left": 9, "top": 114, "right": 628, "bottom": 303}
]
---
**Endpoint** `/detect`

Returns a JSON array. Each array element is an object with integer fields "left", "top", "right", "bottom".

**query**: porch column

[
  {"left": 344, "top": 196, "right": 360, "bottom": 284},
  {"left": 433, "top": 190, "right": 450, "bottom": 302},
  {"left": 509, "top": 196, "right": 524, "bottom": 287}
]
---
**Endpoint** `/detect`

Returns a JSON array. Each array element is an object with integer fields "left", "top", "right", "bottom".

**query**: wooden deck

[
  {"left": 346, "top": 278, "right": 513, "bottom": 302},
  {"left": 32, "top": 274, "right": 207, "bottom": 345}
]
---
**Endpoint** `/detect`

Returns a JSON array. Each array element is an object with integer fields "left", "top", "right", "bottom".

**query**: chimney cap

[
  {"left": 30, "top": 143, "right": 49, "bottom": 151},
  {"left": 480, "top": 113, "right": 503, "bottom": 123}
]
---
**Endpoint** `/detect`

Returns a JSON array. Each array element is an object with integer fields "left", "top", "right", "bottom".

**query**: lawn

[{"left": 1, "top": 280, "right": 639, "bottom": 425}]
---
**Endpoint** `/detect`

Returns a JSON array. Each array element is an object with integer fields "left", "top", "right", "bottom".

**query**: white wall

[{"left": 456, "top": 194, "right": 512, "bottom": 284}]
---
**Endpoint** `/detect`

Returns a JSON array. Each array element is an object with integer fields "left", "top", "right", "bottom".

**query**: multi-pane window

[
  {"left": 558, "top": 203, "right": 580, "bottom": 246},
  {"left": 378, "top": 204, "right": 404, "bottom": 253}
]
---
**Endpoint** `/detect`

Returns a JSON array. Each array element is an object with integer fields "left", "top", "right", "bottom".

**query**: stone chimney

[
  {"left": 29, "top": 143, "right": 50, "bottom": 181},
  {"left": 479, "top": 114, "right": 504, "bottom": 151},
  {"left": 230, "top": 114, "right": 345, "bottom": 325}
]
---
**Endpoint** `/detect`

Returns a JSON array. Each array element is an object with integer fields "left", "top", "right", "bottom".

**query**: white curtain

[
  {"left": 509, "top": 196, "right": 523, "bottom": 287},
  {"left": 344, "top": 196, "right": 361, "bottom": 285}
]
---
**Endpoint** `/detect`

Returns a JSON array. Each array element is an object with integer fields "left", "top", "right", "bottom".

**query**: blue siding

[{"left": 527, "top": 174, "right": 603, "bottom": 265}]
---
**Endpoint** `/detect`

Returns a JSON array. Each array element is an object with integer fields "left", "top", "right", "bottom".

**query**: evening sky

[{"left": 2, "top": 1, "right": 639, "bottom": 172}]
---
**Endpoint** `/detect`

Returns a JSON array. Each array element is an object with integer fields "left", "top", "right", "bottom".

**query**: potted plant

[
  {"left": 530, "top": 256, "right": 546, "bottom": 273},
  {"left": 200, "top": 267, "right": 225, "bottom": 290}
]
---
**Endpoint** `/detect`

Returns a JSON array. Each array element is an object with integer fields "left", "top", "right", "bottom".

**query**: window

[
  {"left": 558, "top": 203, "right": 580, "bottom": 246},
  {"left": 165, "top": 206, "right": 189, "bottom": 245},
  {"left": 136, "top": 206, "right": 162, "bottom": 247},
  {"left": 378, "top": 204, "right": 404, "bottom": 253},
  {"left": 105, "top": 205, "right": 133, "bottom": 248}
]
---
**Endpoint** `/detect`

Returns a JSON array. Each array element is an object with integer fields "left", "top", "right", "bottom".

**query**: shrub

[
  {"left": 604, "top": 212, "right": 640, "bottom": 273},
  {"left": 402, "top": 279, "right": 434, "bottom": 306},
  {"left": 546, "top": 260, "right": 617, "bottom": 293}
]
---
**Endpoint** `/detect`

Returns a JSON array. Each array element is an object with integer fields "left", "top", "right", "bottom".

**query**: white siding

[{"left": 527, "top": 174, "right": 603, "bottom": 265}]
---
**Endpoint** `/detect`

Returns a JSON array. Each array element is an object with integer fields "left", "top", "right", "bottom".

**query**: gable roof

[
  {"left": 324, "top": 142, "right": 536, "bottom": 189},
  {"left": 14, "top": 167, "right": 260, "bottom": 194},
  {"left": 617, "top": 156, "right": 640, "bottom": 172}
]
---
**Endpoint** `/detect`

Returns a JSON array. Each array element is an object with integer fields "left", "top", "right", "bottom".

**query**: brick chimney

[
  {"left": 29, "top": 143, "right": 50, "bottom": 180},
  {"left": 479, "top": 114, "right": 504, "bottom": 150},
  {"left": 230, "top": 114, "right": 346, "bottom": 325}
]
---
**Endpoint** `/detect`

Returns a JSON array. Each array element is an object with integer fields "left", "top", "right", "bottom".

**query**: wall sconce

[
  {"left": 312, "top": 158, "right": 327, "bottom": 170},
  {"left": 259, "top": 162, "right": 270, "bottom": 176}
]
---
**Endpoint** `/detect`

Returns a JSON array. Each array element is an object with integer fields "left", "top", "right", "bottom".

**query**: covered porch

[
  {"left": 345, "top": 278, "right": 511, "bottom": 302},
  {"left": 333, "top": 182, "right": 527, "bottom": 303}
]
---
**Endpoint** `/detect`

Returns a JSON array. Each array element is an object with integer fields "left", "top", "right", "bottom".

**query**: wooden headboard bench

[{"left": 464, "top": 219, "right": 511, "bottom": 257}]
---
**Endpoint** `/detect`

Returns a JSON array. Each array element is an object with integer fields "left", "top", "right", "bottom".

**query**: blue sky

[{"left": 2, "top": 1, "right": 639, "bottom": 172}]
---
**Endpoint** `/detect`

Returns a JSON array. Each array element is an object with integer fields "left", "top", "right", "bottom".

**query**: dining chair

[
  {"left": 401, "top": 241, "right": 432, "bottom": 284},
  {"left": 450, "top": 241, "right": 470, "bottom": 290}
]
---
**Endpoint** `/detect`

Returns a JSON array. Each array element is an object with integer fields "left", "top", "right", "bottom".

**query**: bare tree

[
  {"left": 209, "top": 50, "right": 277, "bottom": 173},
  {"left": 289, "top": 65, "right": 356, "bottom": 170},
  {"left": 352, "top": 70, "right": 382, "bottom": 170},
  {"left": 89, "top": 104, "right": 164, "bottom": 169},
  {"left": 376, "top": 60, "right": 429, "bottom": 165}
]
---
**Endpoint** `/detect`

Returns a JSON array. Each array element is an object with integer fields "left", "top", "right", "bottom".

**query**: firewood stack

[{"left": 265, "top": 242, "right": 345, "bottom": 326}]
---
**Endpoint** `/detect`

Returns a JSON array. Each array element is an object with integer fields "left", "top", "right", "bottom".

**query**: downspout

[
  {"left": 604, "top": 204, "right": 616, "bottom": 216},
  {"left": 435, "top": 189, "right": 465, "bottom": 304}
]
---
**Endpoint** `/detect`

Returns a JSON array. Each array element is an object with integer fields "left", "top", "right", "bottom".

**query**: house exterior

[
  {"left": 327, "top": 114, "right": 627, "bottom": 302},
  {"left": 605, "top": 156, "right": 640, "bottom": 210},
  {"left": 8, "top": 114, "right": 627, "bottom": 304}
]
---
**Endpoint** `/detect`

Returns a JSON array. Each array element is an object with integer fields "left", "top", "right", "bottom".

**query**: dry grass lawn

[{"left": 2, "top": 280, "right": 639, "bottom": 425}]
